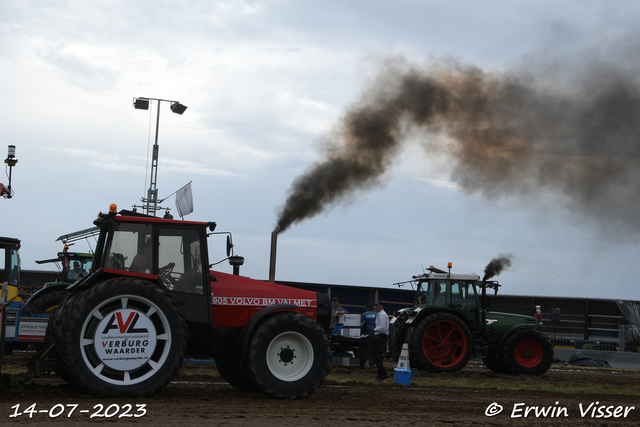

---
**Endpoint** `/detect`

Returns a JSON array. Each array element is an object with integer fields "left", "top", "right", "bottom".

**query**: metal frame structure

[{"left": 132, "top": 97, "right": 187, "bottom": 216}]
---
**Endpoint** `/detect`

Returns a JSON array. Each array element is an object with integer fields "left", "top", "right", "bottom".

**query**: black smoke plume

[
  {"left": 276, "top": 46, "right": 640, "bottom": 233},
  {"left": 482, "top": 254, "right": 514, "bottom": 281}
]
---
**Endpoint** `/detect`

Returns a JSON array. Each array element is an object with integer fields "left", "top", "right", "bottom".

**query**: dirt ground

[{"left": 2, "top": 352, "right": 640, "bottom": 426}]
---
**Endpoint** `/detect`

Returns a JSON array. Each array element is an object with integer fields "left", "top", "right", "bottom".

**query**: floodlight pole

[
  {"left": 147, "top": 102, "right": 161, "bottom": 216},
  {"left": 2, "top": 145, "right": 17, "bottom": 199},
  {"left": 133, "top": 97, "right": 187, "bottom": 216}
]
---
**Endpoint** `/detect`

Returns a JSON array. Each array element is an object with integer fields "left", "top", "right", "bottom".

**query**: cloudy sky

[{"left": 2, "top": 1, "right": 640, "bottom": 300}]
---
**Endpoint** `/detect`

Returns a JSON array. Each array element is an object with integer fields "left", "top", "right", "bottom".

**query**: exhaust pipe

[{"left": 268, "top": 225, "right": 280, "bottom": 283}]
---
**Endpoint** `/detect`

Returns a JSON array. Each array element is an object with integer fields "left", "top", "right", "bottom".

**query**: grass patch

[
  {"left": 326, "top": 362, "right": 640, "bottom": 397},
  {"left": 2, "top": 367, "right": 28, "bottom": 375},
  {"left": 410, "top": 376, "right": 640, "bottom": 396}
]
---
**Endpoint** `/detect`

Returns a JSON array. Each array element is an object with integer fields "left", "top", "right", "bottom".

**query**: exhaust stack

[{"left": 268, "top": 225, "right": 280, "bottom": 283}]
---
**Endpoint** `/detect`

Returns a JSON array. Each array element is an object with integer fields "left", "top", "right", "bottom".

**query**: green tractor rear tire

[
  {"left": 407, "top": 312, "right": 472, "bottom": 373},
  {"left": 23, "top": 288, "right": 71, "bottom": 315}
]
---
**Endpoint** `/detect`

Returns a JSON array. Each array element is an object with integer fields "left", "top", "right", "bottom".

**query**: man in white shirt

[{"left": 372, "top": 300, "right": 390, "bottom": 381}]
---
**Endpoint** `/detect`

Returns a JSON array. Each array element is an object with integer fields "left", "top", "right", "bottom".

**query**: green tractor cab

[
  {"left": 389, "top": 264, "right": 553, "bottom": 375},
  {"left": 35, "top": 246, "right": 93, "bottom": 288},
  {"left": 23, "top": 228, "right": 98, "bottom": 316}
]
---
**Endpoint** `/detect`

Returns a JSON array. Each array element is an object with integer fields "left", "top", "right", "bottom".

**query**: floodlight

[
  {"left": 5, "top": 145, "right": 17, "bottom": 167},
  {"left": 170, "top": 102, "right": 187, "bottom": 115},
  {"left": 133, "top": 98, "right": 150, "bottom": 110}
]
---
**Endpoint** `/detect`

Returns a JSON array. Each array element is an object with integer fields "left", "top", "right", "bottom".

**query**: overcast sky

[{"left": 2, "top": 1, "right": 640, "bottom": 301}]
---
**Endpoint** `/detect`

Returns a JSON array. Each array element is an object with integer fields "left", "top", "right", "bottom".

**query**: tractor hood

[
  {"left": 484, "top": 311, "right": 538, "bottom": 331},
  {"left": 209, "top": 269, "right": 319, "bottom": 328}
]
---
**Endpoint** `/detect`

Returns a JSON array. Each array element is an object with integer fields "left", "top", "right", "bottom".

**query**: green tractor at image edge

[
  {"left": 22, "top": 246, "right": 93, "bottom": 315},
  {"left": 388, "top": 265, "right": 554, "bottom": 375}
]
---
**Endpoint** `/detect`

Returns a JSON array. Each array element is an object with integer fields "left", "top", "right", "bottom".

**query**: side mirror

[{"left": 226, "top": 235, "right": 233, "bottom": 257}]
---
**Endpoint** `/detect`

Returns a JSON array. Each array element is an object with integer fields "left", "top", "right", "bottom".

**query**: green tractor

[
  {"left": 23, "top": 234, "right": 95, "bottom": 316},
  {"left": 389, "top": 263, "right": 553, "bottom": 375},
  {"left": 35, "top": 246, "right": 93, "bottom": 289}
]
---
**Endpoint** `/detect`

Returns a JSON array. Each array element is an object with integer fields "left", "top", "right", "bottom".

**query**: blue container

[{"left": 394, "top": 368, "right": 412, "bottom": 386}]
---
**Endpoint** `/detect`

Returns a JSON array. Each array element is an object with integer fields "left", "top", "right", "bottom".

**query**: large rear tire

[
  {"left": 44, "top": 292, "right": 78, "bottom": 385},
  {"left": 388, "top": 321, "right": 407, "bottom": 362},
  {"left": 23, "top": 288, "right": 71, "bottom": 314},
  {"left": 502, "top": 328, "right": 553, "bottom": 376},
  {"left": 407, "top": 313, "right": 472, "bottom": 373},
  {"left": 246, "top": 311, "right": 330, "bottom": 399},
  {"left": 56, "top": 278, "right": 187, "bottom": 397}
]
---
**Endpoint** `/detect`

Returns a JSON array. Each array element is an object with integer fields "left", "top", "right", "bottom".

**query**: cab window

[
  {"left": 418, "top": 280, "right": 447, "bottom": 307},
  {"left": 450, "top": 281, "right": 477, "bottom": 310},
  {"left": 158, "top": 227, "right": 204, "bottom": 295},
  {"left": 105, "top": 222, "right": 153, "bottom": 273},
  {"left": 0, "top": 246, "right": 20, "bottom": 287}
]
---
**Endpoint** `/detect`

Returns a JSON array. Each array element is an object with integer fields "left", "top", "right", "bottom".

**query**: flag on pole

[{"left": 175, "top": 182, "right": 194, "bottom": 218}]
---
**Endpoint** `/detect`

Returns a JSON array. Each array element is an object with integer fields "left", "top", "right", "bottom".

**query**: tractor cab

[
  {"left": 78, "top": 204, "right": 217, "bottom": 356},
  {"left": 411, "top": 269, "right": 482, "bottom": 331},
  {"left": 36, "top": 247, "right": 93, "bottom": 287},
  {"left": 99, "top": 218, "right": 207, "bottom": 294}
]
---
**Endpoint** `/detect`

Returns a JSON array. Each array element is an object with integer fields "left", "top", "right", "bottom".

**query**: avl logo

[{"left": 102, "top": 311, "right": 149, "bottom": 334}]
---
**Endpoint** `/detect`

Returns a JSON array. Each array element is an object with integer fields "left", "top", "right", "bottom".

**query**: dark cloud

[{"left": 276, "top": 46, "right": 640, "bottom": 234}]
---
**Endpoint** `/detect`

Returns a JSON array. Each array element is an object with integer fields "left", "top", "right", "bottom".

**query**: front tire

[
  {"left": 407, "top": 313, "right": 472, "bottom": 373},
  {"left": 57, "top": 278, "right": 187, "bottom": 397},
  {"left": 246, "top": 311, "right": 330, "bottom": 399},
  {"left": 502, "top": 328, "right": 553, "bottom": 376}
]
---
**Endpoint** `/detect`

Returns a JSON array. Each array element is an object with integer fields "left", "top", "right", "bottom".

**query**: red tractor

[{"left": 31, "top": 204, "right": 333, "bottom": 399}]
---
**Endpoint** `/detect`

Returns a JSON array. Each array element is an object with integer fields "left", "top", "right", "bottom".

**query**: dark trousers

[{"left": 372, "top": 333, "right": 388, "bottom": 377}]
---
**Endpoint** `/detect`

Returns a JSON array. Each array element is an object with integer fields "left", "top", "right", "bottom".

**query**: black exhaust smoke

[
  {"left": 482, "top": 254, "right": 514, "bottom": 282},
  {"left": 276, "top": 46, "right": 640, "bottom": 236}
]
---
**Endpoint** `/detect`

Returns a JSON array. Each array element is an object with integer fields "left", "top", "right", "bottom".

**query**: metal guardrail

[{"left": 544, "top": 325, "right": 635, "bottom": 352}]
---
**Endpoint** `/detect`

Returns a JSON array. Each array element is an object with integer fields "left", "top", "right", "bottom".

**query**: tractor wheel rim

[
  {"left": 266, "top": 331, "right": 314, "bottom": 382},
  {"left": 80, "top": 295, "right": 171, "bottom": 385},
  {"left": 422, "top": 320, "right": 467, "bottom": 367},
  {"left": 514, "top": 339, "right": 543, "bottom": 368}
]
